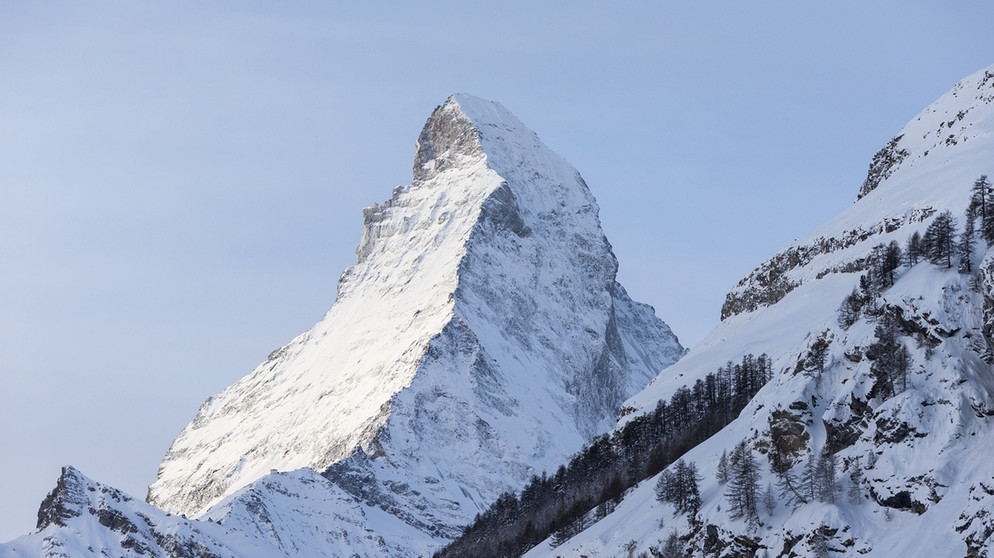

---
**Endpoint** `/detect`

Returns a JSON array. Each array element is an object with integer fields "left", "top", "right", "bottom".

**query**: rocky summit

[{"left": 0, "top": 94, "right": 683, "bottom": 557}]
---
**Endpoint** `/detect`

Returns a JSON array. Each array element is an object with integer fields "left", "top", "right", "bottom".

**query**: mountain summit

[
  {"left": 1, "top": 94, "right": 683, "bottom": 557},
  {"left": 136, "top": 94, "right": 683, "bottom": 551}
]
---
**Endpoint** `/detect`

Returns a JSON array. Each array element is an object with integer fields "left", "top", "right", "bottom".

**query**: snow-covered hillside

[
  {"left": 526, "top": 65, "right": 994, "bottom": 558},
  {"left": 0, "top": 94, "right": 683, "bottom": 557}
]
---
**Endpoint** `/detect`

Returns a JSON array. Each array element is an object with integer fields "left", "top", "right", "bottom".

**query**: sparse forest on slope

[
  {"left": 525, "top": 64, "right": 994, "bottom": 558},
  {"left": 435, "top": 355, "right": 771, "bottom": 558}
]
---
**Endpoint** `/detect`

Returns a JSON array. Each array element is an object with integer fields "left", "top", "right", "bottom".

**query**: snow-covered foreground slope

[
  {"left": 1, "top": 466, "right": 429, "bottom": 558},
  {"left": 0, "top": 94, "right": 682, "bottom": 557},
  {"left": 528, "top": 65, "right": 994, "bottom": 557}
]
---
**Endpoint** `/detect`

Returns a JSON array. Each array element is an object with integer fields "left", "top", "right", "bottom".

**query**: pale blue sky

[{"left": 3, "top": 1, "right": 994, "bottom": 541}]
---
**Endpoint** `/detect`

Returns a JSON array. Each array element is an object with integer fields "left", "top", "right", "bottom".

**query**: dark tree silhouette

[
  {"left": 865, "top": 313, "right": 910, "bottom": 400},
  {"left": 923, "top": 210, "right": 957, "bottom": 268},
  {"left": 656, "top": 459, "right": 702, "bottom": 517},
  {"left": 960, "top": 203, "right": 977, "bottom": 273},
  {"left": 435, "top": 355, "right": 772, "bottom": 558},
  {"left": 905, "top": 231, "right": 923, "bottom": 265},
  {"left": 725, "top": 441, "right": 760, "bottom": 524}
]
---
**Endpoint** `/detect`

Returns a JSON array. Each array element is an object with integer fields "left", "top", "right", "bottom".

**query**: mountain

[
  {"left": 0, "top": 94, "right": 683, "bottom": 557},
  {"left": 516, "top": 65, "right": 994, "bottom": 557}
]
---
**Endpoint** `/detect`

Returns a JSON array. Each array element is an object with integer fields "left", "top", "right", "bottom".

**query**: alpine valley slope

[
  {"left": 523, "top": 65, "right": 994, "bottom": 557},
  {"left": 0, "top": 94, "right": 683, "bottom": 557}
]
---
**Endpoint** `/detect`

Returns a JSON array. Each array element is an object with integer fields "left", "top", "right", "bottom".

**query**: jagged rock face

[
  {"left": 146, "top": 92, "right": 683, "bottom": 546},
  {"left": 0, "top": 95, "right": 683, "bottom": 557},
  {"left": 722, "top": 66, "right": 994, "bottom": 322},
  {"left": 11, "top": 467, "right": 233, "bottom": 558},
  {"left": 532, "top": 65, "right": 994, "bottom": 557},
  {"left": 6, "top": 466, "right": 413, "bottom": 558}
]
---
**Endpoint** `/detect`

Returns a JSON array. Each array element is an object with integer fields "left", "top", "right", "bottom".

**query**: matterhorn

[{"left": 0, "top": 93, "right": 683, "bottom": 557}]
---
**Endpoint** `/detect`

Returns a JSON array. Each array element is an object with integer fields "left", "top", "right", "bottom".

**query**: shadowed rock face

[
  {"left": 36, "top": 467, "right": 88, "bottom": 530},
  {"left": 413, "top": 100, "right": 485, "bottom": 183}
]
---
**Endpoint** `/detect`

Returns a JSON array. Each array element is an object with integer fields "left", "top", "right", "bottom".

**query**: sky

[{"left": 3, "top": 1, "right": 994, "bottom": 542}]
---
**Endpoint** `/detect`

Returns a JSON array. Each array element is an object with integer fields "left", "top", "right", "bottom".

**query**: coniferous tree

[
  {"left": 905, "top": 231, "right": 923, "bottom": 266},
  {"left": 866, "top": 313, "right": 903, "bottom": 400},
  {"left": 799, "top": 448, "right": 817, "bottom": 504},
  {"left": 971, "top": 175, "right": 994, "bottom": 244},
  {"left": 762, "top": 482, "right": 777, "bottom": 515},
  {"left": 655, "top": 460, "right": 702, "bottom": 517},
  {"left": 895, "top": 342, "right": 911, "bottom": 394},
  {"left": 923, "top": 210, "right": 957, "bottom": 268},
  {"left": 768, "top": 422, "right": 806, "bottom": 509},
  {"left": 868, "top": 242, "right": 903, "bottom": 289},
  {"left": 655, "top": 471, "right": 671, "bottom": 503},
  {"left": 848, "top": 460, "right": 864, "bottom": 505},
  {"left": 883, "top": 240, "right": 902, "bottom": 286},
  {"left": 837, "top": 287, "right": 864, "bottom": 328},
  {"left": 550, "top": 515, "right": 588, "bottom": 548},
  {"left": 972, "top": 174, "right": 992, "bottom": 222},
  {"left": 770, "top": 439, "right": 807, "bottom": 509},
  {"left": 858, "top": 273, "right": 874, "bottom": 295},
  {"left": 777, "top": 473, "right": 807, "bottom": 509},
  {"left": 959, "top": 205, "right": 976, "bottom": 273},
  {"left": 868, "top": 243, "right": 888, "bottom": 290},
  {"left": 716, "top": 449, "right": 730, "bottom": 485},
  {"left": 808, "top": 333, "right": 830, "bottom": 376},
  {"left": 680, "top": 460, "right": 702, "bottom": 517},
  {"left": 726, "top": 441, "right": 760, "bottom": 524},
  {"left": 660, "top": 532, "right": 683, "bottom": 558},
  {"left": 815, "top": 449, "right": 838, "bottom": 504}
]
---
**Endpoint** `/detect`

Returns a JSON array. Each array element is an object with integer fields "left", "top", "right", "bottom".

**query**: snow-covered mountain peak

[
  {"left": 857, "top": 64, "right": 994, "bottom": 202},
  {"left": 720, "top": 64, "right": 994, "bottom": 322},
  {"left": 34, "top": 466, "right": 97, "bottom": 532},
  {"left": 411, "top": 93, "right": 525, "bottom": 183},
  {"left": 140, "top": 93, "right": 683, "bottom": 553}
]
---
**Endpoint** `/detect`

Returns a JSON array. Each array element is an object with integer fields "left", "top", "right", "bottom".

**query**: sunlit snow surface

[
  {"left": 10, "top": 62, "right": 994, "bottom": 557},
  {"left": 0, "top": 94, "right": 683, "bottom": 556},
  {"left": 526, "top": 65, "right": 994, "bottom": 557}
]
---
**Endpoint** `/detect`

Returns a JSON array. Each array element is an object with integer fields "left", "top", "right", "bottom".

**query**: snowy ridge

[
  {"left": 528, "top": 64, "right": 994, "bottom": 557},
  {"left": 130, "top": 93, "right": 682, "bottom": 552},
  {"left": 0, "top": 466, "right": 434, "bottom": 557},
  {"left": 2, "top": 467, "right": 247, "bottom": 558},
  {"left": 2, "top": 94, "right": 682, "bottom": 556},
  {"left": 722, "top": 66, "right": 994, "bottom": 321}
]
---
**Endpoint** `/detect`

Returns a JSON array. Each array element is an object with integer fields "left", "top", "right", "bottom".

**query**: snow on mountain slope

[
  {"left": 0, "top": 466, "right": 262, "bottom": 558},
  {"left": 0, "top": 465, "right": 436, "bottom": 558},
  {"left": 132, "top": 94, "right": 682, "bottom": 547},
  {"left": 530, "top": 65, "right": 994, "bottom": 558},
  {"left": 1, "top": 94, "right": 683, "bottom": 557}
]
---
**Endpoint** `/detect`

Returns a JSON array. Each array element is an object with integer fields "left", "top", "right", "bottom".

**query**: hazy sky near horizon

[{"left": 3, "top": 1, "right": 994, "bottom": 541}]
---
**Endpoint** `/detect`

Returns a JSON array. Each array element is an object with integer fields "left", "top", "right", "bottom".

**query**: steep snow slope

[
  {"left": 1, "top": 94, "right": 683, "bottom": 557},
  {"left": 531, "top": 65, "right": 994, "bottom": 557},
  {"left": 148, "top": 94, "right": 683, "bottom": 525},
  {"left": 0, "top": 92, "right": 694, "bottom": 558}
]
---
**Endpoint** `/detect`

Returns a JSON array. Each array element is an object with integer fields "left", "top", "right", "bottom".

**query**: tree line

[
  {"left": 433, "top": 354, "right": 772, "bottom": 558},
  {"left": 837, "top": 176, "right": 991, "bottom": 400}
]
